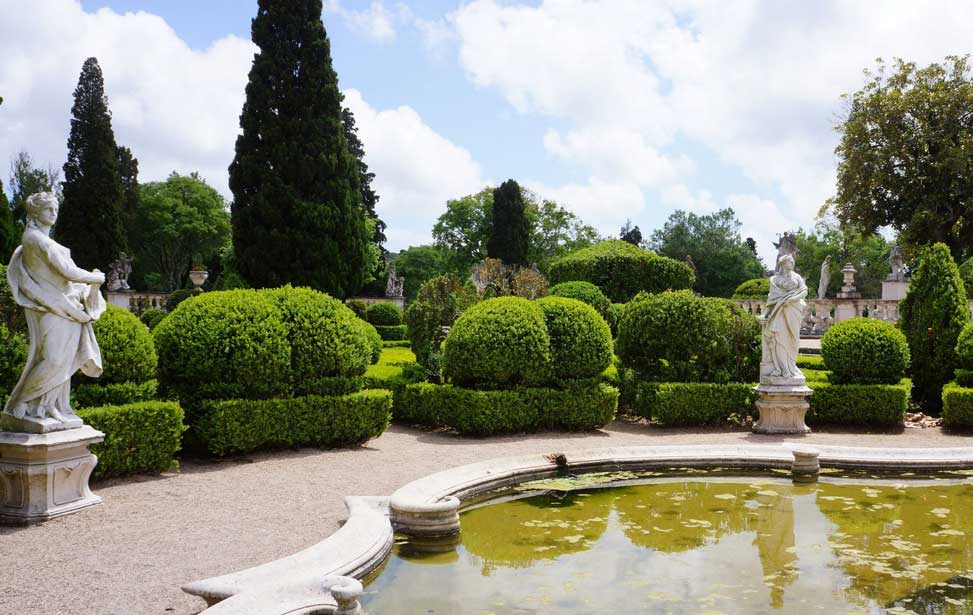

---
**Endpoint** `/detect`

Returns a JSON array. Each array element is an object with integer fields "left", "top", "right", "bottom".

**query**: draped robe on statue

[
  {"left": 764, "top": 270, "right": 807, "bottom": 378},
  {"left": 3, "top": 227, "right": 104, "bottom": 426}
]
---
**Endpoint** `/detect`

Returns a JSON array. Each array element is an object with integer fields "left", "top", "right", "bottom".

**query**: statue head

[
  {"left": 26, "top": 192, "right": 58, "bottom": 228},
  {"left": 779, "top": 254, "right": 795, "bottom": 273}
]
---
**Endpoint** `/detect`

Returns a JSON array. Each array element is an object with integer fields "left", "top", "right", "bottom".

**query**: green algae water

[{"left": 361, "top": 473, "right": 973, "bottom": 614}]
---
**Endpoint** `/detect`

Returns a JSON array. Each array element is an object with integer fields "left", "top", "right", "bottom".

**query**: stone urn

[{"left": 188, "top": 269, "right": 209, "bottom": 289}]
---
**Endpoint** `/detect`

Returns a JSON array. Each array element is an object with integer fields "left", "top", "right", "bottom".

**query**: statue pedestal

[
  {"left": 0, "top": 426, "right": 104, "bottom": 525},
  {"left": 753, "top": 377, "right": 812, "bottom": 435}
]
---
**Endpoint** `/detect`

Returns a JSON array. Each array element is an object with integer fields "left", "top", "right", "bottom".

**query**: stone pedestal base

[
  {"left": 0, "top": 426, "right": 104, "bottom": 525},
  {"left": 753, "top": 383, "right": 812, "bottom": 435}
]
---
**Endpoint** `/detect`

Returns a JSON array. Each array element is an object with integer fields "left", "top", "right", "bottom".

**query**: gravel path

[{"left": 3, "top": 420, "right": 972, "bottom": 615}]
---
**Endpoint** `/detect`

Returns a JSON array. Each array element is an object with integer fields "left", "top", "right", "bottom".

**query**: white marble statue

[
  {"left": 2, "top": 192, "right": 106, "bottom": 433},
  {"left": 763, "top": 254, "right": 807, "bottom": 379},
  {"left": 817, "top": 255, "right": 831, "bottom": 300}
]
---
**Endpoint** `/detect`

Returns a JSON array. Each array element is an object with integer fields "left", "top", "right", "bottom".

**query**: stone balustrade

[
  {"left": 735, "top": 298, "right": 973, "bottom": 335},
  {"left": 105, "top": 291, "right": 170, "bottom": 315}
]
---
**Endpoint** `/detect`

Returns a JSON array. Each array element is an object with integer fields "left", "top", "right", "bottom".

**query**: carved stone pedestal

[
  {"left": 0, "top": 426, "right": 104, "bottom": 525},
  {"left": 753, "top": 378, "right": 812, "bottom": 435}
]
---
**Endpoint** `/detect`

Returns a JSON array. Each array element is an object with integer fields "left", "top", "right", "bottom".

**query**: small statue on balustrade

[
  {"left": 817, "top": 255, "right": 831, "bottom": 299},
  {"left": 106, "top": 252, "right": 133, "bottom": 291}
]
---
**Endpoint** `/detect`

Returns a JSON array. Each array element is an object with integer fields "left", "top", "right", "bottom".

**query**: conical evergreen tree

[
  {"left": 116, "top": 145, "right": 139, "bottom": 232},
  {"left": 342, "top": 106, "right": 385, "bottom": 247},
  {"left": 487, "top": 179, "right": 531, "bottom": 267},
  {"left": 230, "top": 0, "right": 370, "bottom": 297},
  {"left": 899, "top": 242, "right": 970, "bottom": 411},
  {"left": 55, "top": 57, "right": 126, "bottom": 270}
]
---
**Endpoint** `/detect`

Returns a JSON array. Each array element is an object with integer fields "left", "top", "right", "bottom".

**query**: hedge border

[
  {"left": 943, "top": 385, "right": 973, "bottom": 429},
  {"left": 73, "top": 380, "right": 159, "bottom": 409},
  {"left": 374, "top": 325, "right": 408, "bottom": 341},
  {"left": 78, "top": 401, "right": 185, "bottom": 480}
]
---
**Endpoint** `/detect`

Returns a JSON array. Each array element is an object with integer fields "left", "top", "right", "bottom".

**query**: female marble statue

[
  {"left": 817, "top": 255, "right": 831, "bottom": 300},
  {"left": 2, "top": 192, "right": 105, "bottom": 433},
  {"left": 764, "top": 254, "right": 807, "bottom": 379}
]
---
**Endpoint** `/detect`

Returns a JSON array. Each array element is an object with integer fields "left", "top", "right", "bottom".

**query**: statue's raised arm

[{"left": 1, "top": 192, "right": 106, "bottom": 434}]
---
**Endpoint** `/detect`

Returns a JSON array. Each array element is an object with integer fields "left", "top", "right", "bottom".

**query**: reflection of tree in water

[
  {"left": 816, "top": 482, "right": 973, "bottom": 609},
  {"left": 460, "top": 489, "right": 614, "bottom": 574},
  {"left": 887, "top": 575, "right": 973, "bottom": 615}
]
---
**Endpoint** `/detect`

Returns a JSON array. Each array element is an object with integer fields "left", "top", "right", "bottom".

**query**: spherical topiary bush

[
  {"left": 363, "top": 321, "right": 382, "bottom": 365},
  {"left": 535, "top": 296, "right": 612, "bottom": 380},
  {"left": 732, "top": 278, "right": 770, "bottom": 300},
  {"left": 550, "top": 281, "right": 612, "bottom": 319},
  {"left": 616, "top": 290, "right": 729, "bottom": 382},
  {"left": 821, "top": 318, "right": 910, "bottom": 385},
  {"left": 140, "top": 308, "right": 167, "bottom": 331},
  {"left": 442, "top": 296, "right": 551, "bottom": 387},
  {"left": 261, "top": 286, "right": 374, "bottom": 383},
  {"left": 366, "top": 302, "right": 403, "bottom": 326},
  {"left": 154, "top": 290, "right": 291, "bottom": 402},
  {"left": 84, "top": 304, "right": 158, "bottom": 385}
]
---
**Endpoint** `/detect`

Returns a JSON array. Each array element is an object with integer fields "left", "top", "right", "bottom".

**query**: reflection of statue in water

[
  {"left": 817, "top": 255, "right": 831, "bottom": 299},
  {"left": 106, "top": 252, "right": 133, "bottom": 291},
  {"left": 763, "top": 254, "right": 807, "bottom": 379},
  {"left": 753, "top": 489, "right": 798, "bottom": 609},
  {"left": 2, "top": 192, "right": 106, "bottom": 433}
]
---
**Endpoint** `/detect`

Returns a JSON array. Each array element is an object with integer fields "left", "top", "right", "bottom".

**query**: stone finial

[
  {"left": 837, "top": 263, "right": 860, "bottom": 299},
  {"left": 790, "top": 447, "right": 820, "bottom": 483},
  {"left": 325, "top": 575, "right": 364, "bottom": 615}
]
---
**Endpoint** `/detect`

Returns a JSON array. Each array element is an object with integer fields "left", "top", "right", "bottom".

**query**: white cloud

[
  {"left": 447, "top": 0, "right": 973, "bottom": 238},
  {"left": 342, "top": 89, "right": 486, "bottom": 249},
  {"left": 326, "top": 0, "right": 401, "bottom": 44}
]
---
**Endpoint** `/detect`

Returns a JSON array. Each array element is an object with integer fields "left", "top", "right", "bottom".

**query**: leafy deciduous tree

[
  {"left": 9, "top": 151, "right": 61, "bottom": 229},
  {"left": 391, "top": 245, "right": 449, "bottom": 302}
]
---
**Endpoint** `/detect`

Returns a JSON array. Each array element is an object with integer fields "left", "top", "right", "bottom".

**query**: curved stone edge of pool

[{"left": 183, "top": 442, "right": 973, "bottom": 614}]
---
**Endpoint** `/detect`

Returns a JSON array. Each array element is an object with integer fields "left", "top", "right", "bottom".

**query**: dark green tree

[
  {"left": 620, "top": 219, "right": 642, "bottom": 245},
  {"left": 230, "top": 0, "right": 369, "bottom": 298},
  {"left": 829, "top": 56, "right": 973, "bottom": 259},
  {"left": 0, "top": 180, "right": 14, "bottom": 263},
  {"left": 55, "top": 57, "right": 126, "bottom": 270},
  {"left": 649, "top": 208, "right": 765, "bottom": 298},
  {"left": 486, "top": 179, "right": 530, "bottom": 266},
  {"left": 899, "top": 243, "right": 969, "bottom": 411},
  {"left": 9, "top": 151, "right": 61, "bottom": 229},
  {"left": 342, "top": 106, "right": 385, "bottom": 246},
  {"left": 392, "top": 244, "right": 450, "bottom": 302},
  {"left": 116, "top": 145, "right": 139, "bottom": 231}
]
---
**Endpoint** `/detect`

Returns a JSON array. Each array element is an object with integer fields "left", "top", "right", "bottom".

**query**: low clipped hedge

[
  {"left": 443, "top": 297, "right": 551, "bottom": 387},
  {"left": 77, "top": 401, "right": 185, "bottom": 480},
  {"left": 73, "top": 380, "right": 158, "bottom": 408},
  {"left": 536, "top": 296, "right": 613, "bottom": 381},
  {"left": 382, "top": 340, "right": 411, "bottom": 348},
  {"left": 193, "top": 390, "right": 392, "bottom": 456},
  {"left": 797, "top": 355, "right": 825, "bottom": 370},
  {"left": 396, "top": 382, "right": 617, "bottom": 435},
  {"left": 366, "top": 302, "right": 403, "bottom": 326},
  {"left": 806, "top": 381, "right": 909, "bottom": 427},
  {"left": 944, "top": 385, "right": 973, "bottom": 429},
  {"left": 374, "top": 324, "right": 408, "bottom": 341},
  {"left": 955, "top": 369, "right": 973, "bottom": 388},
  {"left": 140, "top": 308, "right": 167, "bottom": 331},
  {"left": 628, "top": 382, "right": 758, "bottom": 426},
  {"left": 548, "top": 240, "right": 695, "bottom": 302},
  {"left": 821, "top": 318, "right": 910, "bottom": 384},
  {"left": 732, "top": 278, "right": 770, "bottom": 299}
]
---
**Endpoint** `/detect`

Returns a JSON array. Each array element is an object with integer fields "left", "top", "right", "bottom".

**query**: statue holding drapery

[
  {"left": 1, "top": 192, "right": 106, "bottom": 433},
  {"left": 763, "top": 254, "right": 806, "bottom": 379}
]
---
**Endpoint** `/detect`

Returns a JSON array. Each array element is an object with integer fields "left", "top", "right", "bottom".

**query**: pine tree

[
  {"left": 487, "top": 179, "right": 530, "bottom": 267},
  {"left": 899, "top": 243, "right": 970, "bottom": 411},
  {"left": 230, "top": 0, "right": 370, "bottom": 297},
  {"left": 55, "top": 57, "right": 126, "bottom": 270},
  {"left": 342, "top": 106, "right": 386, "bottom": 247}
]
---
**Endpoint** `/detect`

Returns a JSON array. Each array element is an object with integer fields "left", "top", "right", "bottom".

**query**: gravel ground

[{"left": 3, "top": 419, "right": 972, "bottom": 615}]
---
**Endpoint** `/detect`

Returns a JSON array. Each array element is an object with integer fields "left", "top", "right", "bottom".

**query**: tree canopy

[
  {"left": 829, "top": 56, "right": 973, "bottom": 259},
  {"left": 620, "top": 219, "right": 643, "bottom": 246},
  {"left": 9, "top": 151, "right": 61, "bottom": 229},
  {"left": 132, "top": 173, "right": 231, "bottom": 292},
  {"left": 54, "top": 57, "right": 127, "bottom": 270},
  {"left": 792, "top": 222, "right": 892, "bottom": 299},
  {"left": 648, "top": 208, "right": 765, "bottom": 298},
  {"left": 391, "top": 245, "right": 450, "bottom": 302},
  {"left": 229, "top": 0, "right": 370, "bottom": 298}
]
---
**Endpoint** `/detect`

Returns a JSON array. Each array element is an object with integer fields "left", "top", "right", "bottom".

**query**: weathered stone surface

[
  {"left": 0, "top": 426, "right": 103, "bottom": 525},
  {"left": 753, "top": 383, "right": 812, "bottom": 435}
]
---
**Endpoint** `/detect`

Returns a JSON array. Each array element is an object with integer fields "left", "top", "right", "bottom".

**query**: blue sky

[{"left": 4, "top": 1, "right": 973, "bottom": 262}]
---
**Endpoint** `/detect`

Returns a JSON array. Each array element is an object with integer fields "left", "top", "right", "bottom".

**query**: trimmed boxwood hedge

[
  {"left": 140, "top": 308, "right": 167, "bottom": 331},
  {"left": 628, "top": 382, "right": 758, "bottom": 426},
  {"left": 821, "top": 318, "right": 909, "bottom": 384},
  {"left": 396, "top": 382, "right": 617, "bottom": 435},
  {"left": 382, "top": 340, "right": 411, "bottom": 348},
  {"left": 83, "top": 304, "right": 158, "bottom": 385},
  {"left": 536, "top": 296, "right": 613, "bottom": 381},
  {"left": 732, "top": 278, "right": 770, "bottom": 299},
  {"left": 73, "top": 380, "right": 158, "bottom": 408},
  {"left": 797, "top": 355, "right": 825, "bottom": 370},
  {"left": 944, "top": 385, "right": 973, "bottom": 429},
  {"left": 548, "top": 281, "right": 614, "bottom": 327},
  {"left": 806, "top": 381, "right": 909, "bottom": 427},
  {"left": 548, "top": 240, "right": 695, "bottom": 302},
  {"left": 374, "top": 324, "right": 408, "bottom": 341},
  {"left": 443, "top": 296, "right": 551, "bottom": 387},
  {"left": 193, "top": 390, "right": 392, "bottom": 456},
  {"left": 77, "top": 401, "right": 185, "bottom": 479},
  {"left": 366, "top": 302, "right": 403, "bottom": 326}
]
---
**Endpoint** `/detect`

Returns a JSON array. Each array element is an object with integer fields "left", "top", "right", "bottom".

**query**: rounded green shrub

[
  {"left": 261, "top": 286, "right": 375, "bottom": 384},
  {"left": 363, "top": 321, "right": 382, "bottom": 364},
  {"left": 535, "top": 296, "right": 612, "bottom": 380},
  {"left": 549, "top": 281, "right": 612, "bottom": 320},
  {"left": 821, "top": 318, "right": 910, "bottom": 385},
  {"left": 166, "top": 288, "right": 203, "bottom": 312},
  {"left": 85, "top": 305, "right": 158, "bottom": 385},
  {"left": 154, "top": 290, "right": 291, "bottom": 402},
  {"left": 0, "top": 323, "right": 28, "bottom": 399},
  {"left": 709, "top": 298, "right": 762, "bottom": 383},
  {"left": 732, "top": 277, "right": 770, "bottom": 299},
  {"left": 366, "top": 302, "right": 403, "bottom": 326},
  {"left": 345, "top": 299, "right": 369, "bottom": 319},
  {"left": 442, "top": 296, "right": 550, "bottom": 387},
  {"left": 140, "top": 308, "right": 167, "bottom": 331},
  {"left": 548, "top": 240, "right": 695, "bottom": 302},
  {"left": 616, "top": 290, "right": 749, "bottom": 383}
]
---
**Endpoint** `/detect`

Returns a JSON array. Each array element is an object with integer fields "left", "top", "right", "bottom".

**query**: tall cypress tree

[
  {"left": 116, "top": 145, "right": 139, "bottom": 232},
  {"left": 55, "top": 57, "right": 126, "bottom": 270},
  {"left": 342, "top": 106, "right": 385, "bottom": 247},
  {"left": 487, "top": 179, "right": 530, "bottom": 267},
  {"left": 230, "top": 0, "right": 370, "bottom": 297}
]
